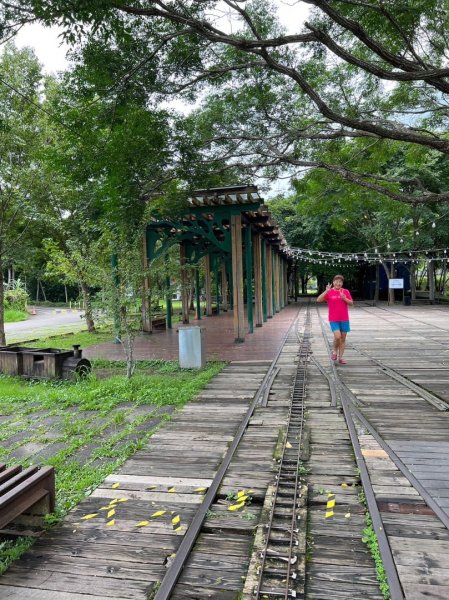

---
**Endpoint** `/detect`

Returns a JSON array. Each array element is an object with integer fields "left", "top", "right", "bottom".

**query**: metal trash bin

[
  {"left": 403, "top": 295, "right": 411, "bottom": 306},
  {"left": 178, "top": 326, "right": 206, "bottom": 369}
]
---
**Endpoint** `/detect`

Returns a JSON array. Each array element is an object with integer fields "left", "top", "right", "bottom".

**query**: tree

[
  {"left": 3, "top": 1, "right": 449, "bottom": 203},
  {"left": 0, "top": 44, "right": 46, "bottom": 344}
]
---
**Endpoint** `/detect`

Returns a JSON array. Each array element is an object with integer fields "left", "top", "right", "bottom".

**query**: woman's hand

[{"left": 325, "top": 283, "right": 332, "bottom": 291}]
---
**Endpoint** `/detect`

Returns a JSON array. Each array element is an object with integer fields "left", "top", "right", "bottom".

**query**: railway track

[
  {"left": 154, "top": 305, "right": 308, "bottom": 600},
  {"left": 251, "top": 306, "right": 310, "bottom": 599}
]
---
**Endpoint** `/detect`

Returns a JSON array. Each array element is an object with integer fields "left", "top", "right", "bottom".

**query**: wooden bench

[
  {"left": 151, "top": 316, "right": 166, "bottom": 330},
  {"left": 0, "top": 464, "right": 55, "bottom": 532}
]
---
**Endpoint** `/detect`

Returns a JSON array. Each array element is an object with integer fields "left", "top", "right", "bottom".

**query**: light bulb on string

[{"left": 432, "top": 222, "right": 436, "bottom": 228}]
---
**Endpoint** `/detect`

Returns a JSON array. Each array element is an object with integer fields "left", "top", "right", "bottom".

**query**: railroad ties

[{"left": 248, "top": 311, "right": 309, "bottom": 599}]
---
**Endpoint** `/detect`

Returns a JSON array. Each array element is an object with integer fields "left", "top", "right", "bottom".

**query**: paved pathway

[{"left": 5, "top": 308, "right": 85, "bottom": 344}]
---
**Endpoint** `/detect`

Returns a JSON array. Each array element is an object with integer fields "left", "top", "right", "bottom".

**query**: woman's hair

[{"left": 333, "top": 274, "right": 344, "bottom": 282}]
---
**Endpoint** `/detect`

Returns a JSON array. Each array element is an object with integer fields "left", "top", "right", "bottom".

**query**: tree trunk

[
  {"left": 389, "top": 263, "right": 395, "bottom": 304},
  {"left": 410, "top": 263, "right": 416, "bottom": 300},
  {"left": 189, "top": 282, "right": 195, "bottom": 311},
  {"left": 428, "top": 260, "right": 435, "bottom": 304},
  {"left": 373, "top": 264, "right": 379, "bottom": 305},
  {"left": 381, "top": 262, "right": 395, "bottom": 304},
  {"left": 80, "top": 280, "right": 96, "bottom": 333},
  {"left": 64, "top": 284, "right": 68, "bottom": 305},
  {"left": 119, "top": 307, "right": 136, "bottom": 379},
  {"left": 0, "top": 264, "right": 5, "bottom": 345},
  {"left": 36, "top": 279, "right": 40, "bottom": 302},
  {"left": 40, "top": 280, "right": 47, "bottom": 302}
]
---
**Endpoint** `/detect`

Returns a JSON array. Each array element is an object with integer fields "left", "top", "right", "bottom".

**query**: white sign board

[{"left": 389, "top": 278, "right": 404, "bottom": 289}]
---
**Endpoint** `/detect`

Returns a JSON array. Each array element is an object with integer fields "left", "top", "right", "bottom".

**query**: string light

[{"left": 288, "top": 245, "right": 449, "bottom": 266}]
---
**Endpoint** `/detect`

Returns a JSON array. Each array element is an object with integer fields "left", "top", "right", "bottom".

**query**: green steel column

[
  {"left": 227, "top": 257, "right": 233, "bottom": 310},
  {"left": 245, "top": 226, "right": 253, "bottom": 334},
  {"left": 261, "top": 241, "right": 267, "bottom": 322},
  {"left": 272, "top": 250, "right": 276, "bottom": 313},
  {"left": 165, "top": 255, "right": 172, "bottom": 329},
  {"left": 294, "top": 262, "right": 299, "bottom": 301},
  {"left": 214, "top": 257, "right": 220, "bottom": 315},
  {"left": 196, "top": 267, "right": 201, "bottom": 320},
  {"left": 111, "top": 253, "right": 121, "bottom": 343}
]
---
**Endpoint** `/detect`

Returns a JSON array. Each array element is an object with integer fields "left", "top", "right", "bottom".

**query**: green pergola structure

[{"left": 144, "top": 184, "right": 291, "bottom": 343}]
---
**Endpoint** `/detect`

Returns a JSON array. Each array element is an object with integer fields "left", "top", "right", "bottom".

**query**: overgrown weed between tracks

[
  {"left": 0, "top": 359, "right": 225, "bottom": 574},
  {"left": 359, "top": 490, "right": 391, "bottom": 599}
]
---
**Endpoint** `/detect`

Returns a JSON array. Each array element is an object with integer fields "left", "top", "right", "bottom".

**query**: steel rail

[
  {"left": 352, "top": 344, "right": 449, "bottom": 411},
  {"left": 340, "top": 378, "right": 449, "bottom": 531},
  {"left": 337, "top": 381, "right": 405, "bottom": 599},
  {"left": 154, "top": 304, "right": 304, "bottom": 600},
  {"left": 261, "top": 366, "right": 281, "bottom": 407},
  {"left": 254, "top": 306, "right": 310, "bottom": 599},
  {"left": 315, "top": 306, "right": 405, "bottom": 600}
]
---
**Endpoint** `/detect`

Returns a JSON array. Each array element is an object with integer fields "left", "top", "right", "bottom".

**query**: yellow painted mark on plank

[
  {"left": 81, "top": 513, "right": 98, "bottom": 520},
  {"left": 111, "top": 482, "right": 120, "bottom": 489},
  {"left": 107, "top": 509, "right": 115, "bottom": 518},
  {"left": 151, "top": 510, "right": 166, "bottom": 517},
  {"left": 325, "top": 493, "right": 336, "bottom": 519},
  {"left": 136, "top": 521, "right": 150, "bottom": 527},
  {"left": 106, "top": 519, "right": 115, "bottom": 527},
  {"left": 228, "top": 501, "right": 246, "bottom": 511}
]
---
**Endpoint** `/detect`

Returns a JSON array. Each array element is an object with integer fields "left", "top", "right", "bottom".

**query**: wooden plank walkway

[
  {"left": 0, "top": 363, "right": 270, "bottom": 599},
  {"left": 320, "top": 302, "right": 449, "bottom": 598}
]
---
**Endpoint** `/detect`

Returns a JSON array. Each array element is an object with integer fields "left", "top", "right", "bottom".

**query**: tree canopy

[{"left": 2, "top": 0, "right": 449, "bottom": 204}]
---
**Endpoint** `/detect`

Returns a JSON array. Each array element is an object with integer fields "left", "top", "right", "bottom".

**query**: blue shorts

[{"left": 330, "top": 321, "right": 350, "bottom": 333}]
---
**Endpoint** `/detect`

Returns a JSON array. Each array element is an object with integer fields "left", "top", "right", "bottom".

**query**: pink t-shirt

[{"left": 325, "top": 288, "right": 352, "bottom": 322}]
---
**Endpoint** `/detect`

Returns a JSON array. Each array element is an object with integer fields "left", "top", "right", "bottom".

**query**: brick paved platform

[{"left": 83, "top": 305, "right": 299, "bottom": 362}]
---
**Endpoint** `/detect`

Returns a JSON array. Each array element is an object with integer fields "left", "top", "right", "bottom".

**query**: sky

[
  {"left": 12, "top": 2, "right": 310, "bottom": 197},
  {"left": 15, "top": 23, "right": 70, "bottom": 74},
  {"left": 13, "top": 1, "right": 309, "bottom": 74}
]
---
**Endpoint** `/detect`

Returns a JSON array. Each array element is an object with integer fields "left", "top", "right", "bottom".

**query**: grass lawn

[
  {"left": 0, "top": 359, "right": 225, "bottom": 572},
  {"left": 22, "top": 328, "right": 114, "bottom": 350},
  {"left": 4, "top": 309, "right": 28, "bottom": 323}
]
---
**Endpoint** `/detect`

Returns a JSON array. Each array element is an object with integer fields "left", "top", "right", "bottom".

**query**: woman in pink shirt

[{"left": 316, "top": 274, "right": 353, "bottom": 364}]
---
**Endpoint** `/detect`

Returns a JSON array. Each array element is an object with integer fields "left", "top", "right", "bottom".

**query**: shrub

[{"left": 4, "top": 280, "right": 29, "bottom": 311}]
